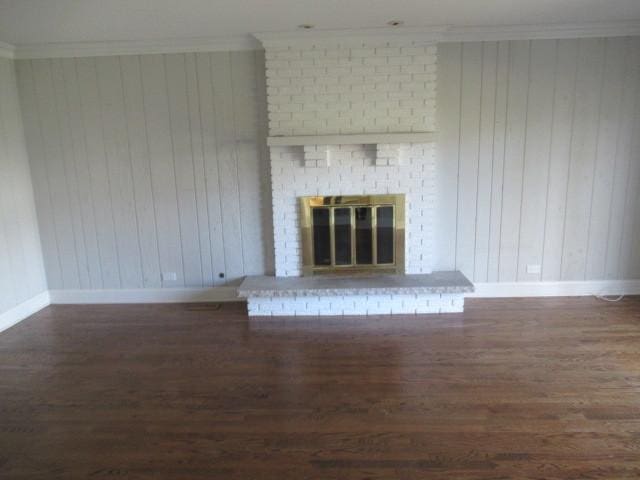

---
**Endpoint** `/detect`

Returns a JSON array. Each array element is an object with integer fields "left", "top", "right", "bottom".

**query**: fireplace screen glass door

[{"left": 300, "top": 195, "right": 404, "bottom": 275}]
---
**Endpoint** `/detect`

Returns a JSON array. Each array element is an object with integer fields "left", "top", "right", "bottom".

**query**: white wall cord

[{"left": 595, "top": 294, "right": 625, "bottom": 302}]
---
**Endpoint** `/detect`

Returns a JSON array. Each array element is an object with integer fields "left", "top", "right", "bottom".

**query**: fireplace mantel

[{"left": 267, "top": 132, "right": 437, "bottom": 147}]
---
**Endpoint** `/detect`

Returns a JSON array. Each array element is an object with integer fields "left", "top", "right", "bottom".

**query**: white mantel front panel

[{"left": 271, "top": 143, "right": 435, "bottom": 277}]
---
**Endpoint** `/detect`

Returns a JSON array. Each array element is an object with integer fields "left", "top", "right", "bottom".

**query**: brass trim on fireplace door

[{"left": 299, "top": 194, "right": 405, "bottom": 276}]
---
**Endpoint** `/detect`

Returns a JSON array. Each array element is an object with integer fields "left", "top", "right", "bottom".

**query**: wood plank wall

[
  {"left": 15, "top": 37, "right": 640, "bottom": 291},
  {"left": 435, "top": 37, "right": 640, "bottom": 282},
  {"left": 16, "top": 51, "right": 272, "bottom": 290},
  {"left": 0, "top": 57, "right": 47, "bottom": 313}
]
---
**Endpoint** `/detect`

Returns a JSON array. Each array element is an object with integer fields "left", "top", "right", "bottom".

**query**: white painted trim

[
  {"left": 0, "top": 40, "right": 15, "bottom": 59},
  {"left": 444, "top": 21, "right": 640, "bottom": 42},
  {"left": 48, "top": 286, "right": 240, "bottom": 304},
  {"left": 6, "top": 20, "right": 639, "bottom": 60},
  {"left": 470, "top": 280, "right": 640, "bottom": 298},
  {"left": 0, "top": 291, "right": 51, "bottom": 333},
  {"left": 267, "top": 132, "right": 437, "bottom": 147},
  {"left": 12, "top": 35, "right": 260, "bottom": 59}
]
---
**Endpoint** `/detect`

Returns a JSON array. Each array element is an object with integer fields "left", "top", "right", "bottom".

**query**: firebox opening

[{"left": 299, "top": 194, "right": 405, "bottom": 276}]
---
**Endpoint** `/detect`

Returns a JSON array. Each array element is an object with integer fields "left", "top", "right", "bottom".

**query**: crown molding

[
  {"left": 0, "top": 40, "right": 15, "bottom": 59},
  {"left": 4, "top": 20, "right": 640, "bottom": 60},
  {"left": 255, "top": 20, "right": 640, "bottom": 48},
  {"left": 13, "top": 35, "right": 260, "bottom": 59},
  {"left": 443, "top": 20, "right": 640, "bottom": 42}
]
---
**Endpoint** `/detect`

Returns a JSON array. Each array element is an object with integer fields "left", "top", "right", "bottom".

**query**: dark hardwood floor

[{"left": 1, "top": 297, "right": 640, "bottom": 479}]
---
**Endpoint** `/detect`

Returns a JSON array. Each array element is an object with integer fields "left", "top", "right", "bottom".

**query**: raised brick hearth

[{"left": 239, "top": 271, "right": 472, "bottom": 316}]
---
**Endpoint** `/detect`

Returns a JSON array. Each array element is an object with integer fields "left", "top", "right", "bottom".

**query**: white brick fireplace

[{"left": 238, "top": 32, "right": 473, "bottom": 315}]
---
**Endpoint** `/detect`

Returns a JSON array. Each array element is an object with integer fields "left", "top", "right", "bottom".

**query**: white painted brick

[
  {"left": 350, "top": 84, "right": 377, "bottom": 94},
  {"left": 273, "top": 68, "right": 302, "bottom": 78},
  {"left": 363, "top": 56, "right": 388, "bottom": 66},
  {"left": 315, "top": 157, "right": 330, "bottom": 168},
  {"left": 325, "top": 84, "right": 351, "bottom": 94},
  {"left": 325, "top": 66, "right": 349, "bottom": 76},
  {"left": 400, "top": 46, "right": 426, "bottom": 55},
  {"left": 270, "top": 144, "right": 436, "bottom": 276},
  {"left": 387, "top": 56, "right": 412, "bottom": 65},
  {"left": 266, "top": 77, "right": 290, "bottom": 87},
  {"left": 412, "top": 54, "right": 437, "bottom": 65},
  {"left": 301, "top": 50, "right": 324, "bottom": 59},
  {"left": 279, "top": 84, "right": 303, "bottom": 95},
  {"left": 267, "top": 60, "right": 290, "bottom": 69},
  {"left": 269, "top": 112, "right": 292, "bottom": 121},
  {"left": 350, "top": 48, "right": 376, "bottom": 57},
  {"left": 338, "top": 75, "right": 365, "bottom": 85},
  {"left": 289, "top": 59, "right": 316, "bottom": 69},
  {"left": 338, "top": 56, "right": 363, "bottom": 66},
  {"left": 264, "top": 42, "right": 438, "bottom": 271},
  {"left": 401, "top": 64, "right": 426, "bottom": 74},
  {"left": 401, "top": 81, "right": 427, "bottom": 91},
  {"left": 324, "top": 49, "right": 342, "bottom": 58},
  {"left": 374, "top": 82, "right": 401, "bottom": 93},
  {"left": 375, "top": 47, "right": 401, "bottom": 56},
  {"left": 388, "top": 73, "right": 412, "bottom": 83},
  {"left": 351, "top": 66, "right": 377, "bottom": 76},
  {"left": 247, "top": 292, "right": 465, "bottom": 316},
  {"left": 363, "top": 74, "right": 390, "bottom": 85},
  {"left": 374, "top": 65, "right": 399, "bottom": 75},
  {"left": 272, "top": 50, "right": 301, "bottom": 60}
]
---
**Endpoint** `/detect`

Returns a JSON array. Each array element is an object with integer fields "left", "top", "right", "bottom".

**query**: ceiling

[{"left": 0, "top": 0, "right": 639, "bottom": 47}]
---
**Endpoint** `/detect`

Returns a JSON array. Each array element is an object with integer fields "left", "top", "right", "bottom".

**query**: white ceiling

[{"left": 0, "top": 0, "right": 639, "bottom": 47}]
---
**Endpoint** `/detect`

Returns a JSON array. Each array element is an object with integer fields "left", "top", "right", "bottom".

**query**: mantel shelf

[{"left": 267, "top": 132, "right": 437, "bottom": 147}]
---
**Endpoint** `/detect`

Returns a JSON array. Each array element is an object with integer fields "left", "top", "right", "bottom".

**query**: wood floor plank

[{"left": 1, "top": 297, "right": 640, "bottom": 479}]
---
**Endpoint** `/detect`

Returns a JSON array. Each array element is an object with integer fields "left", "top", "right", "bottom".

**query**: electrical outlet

[
  {"left": 526, "top": 264, "right": 541, "bottom": 274},
  {"left": 162, "top": 272, "right": 177, "bottom": 281}
]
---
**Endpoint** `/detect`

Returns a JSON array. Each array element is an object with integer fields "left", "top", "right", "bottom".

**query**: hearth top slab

[{"left": 238, "top": 271, "right": 473, "bottom": 298}]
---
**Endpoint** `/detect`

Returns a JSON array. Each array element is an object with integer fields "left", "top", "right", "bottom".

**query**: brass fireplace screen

[{"left": 299, "top": 194, "right": 405, "bottom": 275}]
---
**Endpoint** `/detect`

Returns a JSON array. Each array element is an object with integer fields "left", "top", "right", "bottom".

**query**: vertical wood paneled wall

[
  {"left": 16, "top": 51, "right": 272, "bottom": 290},
  {"left": 14, "top": 37, "right": 640, "bottom": 293},
  {"left": 436, "top": 37, "right": 640, "bottom": 282},
  {"left": 0, "top": 57, "right": 47, "bottom": 313}
]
